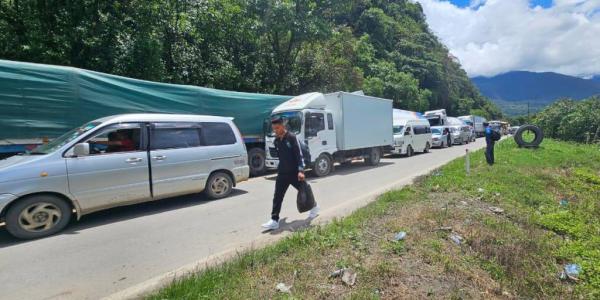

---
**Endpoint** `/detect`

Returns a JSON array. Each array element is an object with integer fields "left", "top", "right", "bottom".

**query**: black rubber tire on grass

[{"left": 514, "top": 125, "right": 544, "bottom": 148}]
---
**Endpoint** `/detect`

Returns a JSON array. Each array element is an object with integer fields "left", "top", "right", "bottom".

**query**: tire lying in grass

[{"left": 514, "top": 124, "right": 544, "bottom": 148}]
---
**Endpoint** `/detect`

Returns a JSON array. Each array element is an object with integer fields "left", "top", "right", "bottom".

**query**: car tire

[
  {"left": 406, "top": 145, "right": 414, "bottom": 157},
  {"left": 5, "top": 195, "right": 72, "bottom": 240},
  {"left": 366, "top": 147, "right": 382, "bottom": 166},
  {"left": 205, "top": 171, "right": 234, "bottom": 200},
  {"left": 313, "top": 154, "right": 332, "bottom": 177},
  {"left": 424, "top": 143, "right": 430, "bottom": 153},
  {"left": 248, "top": 148, "right": 266, "bottom": 177}
]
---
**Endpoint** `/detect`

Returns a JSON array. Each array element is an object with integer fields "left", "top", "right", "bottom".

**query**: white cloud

[{"left": 418, "top": 0, "right": 600, "bottom": 78}]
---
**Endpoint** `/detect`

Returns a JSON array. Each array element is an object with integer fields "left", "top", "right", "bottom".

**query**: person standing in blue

[{"left": 484, "top": 122, "right": 495, "bottom": 165}]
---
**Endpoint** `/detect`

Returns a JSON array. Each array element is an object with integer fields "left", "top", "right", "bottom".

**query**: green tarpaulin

[{"left": 0, "top": 60, "right": 291, "bottom": 140}]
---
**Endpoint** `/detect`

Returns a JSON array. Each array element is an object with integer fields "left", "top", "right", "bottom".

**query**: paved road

[{"left": 0, "top": 139, "right": 487, "bottom": 300}]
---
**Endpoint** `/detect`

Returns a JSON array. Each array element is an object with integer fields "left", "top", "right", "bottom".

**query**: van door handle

[
  {"left": 126, "top": 158, "right": 143, "bottom": 163},
  {"left": 153, "top": 155, "right": 167, "bottom": 161},
  {"left": 322, "top": 141, "right": 327, "bottom": 145}
]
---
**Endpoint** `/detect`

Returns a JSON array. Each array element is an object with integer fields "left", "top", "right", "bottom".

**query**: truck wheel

[
  {"left": 424, "top": 143, "right": 431, "bottom": 153},
  {"left": 312, "top": 154, "right": 332, "bottom": 177},
  {"left": 5, "top": 195, "right": 72, "bottom": 239},
  {"left": 205, "top": 172, "right": 233, "bottom": 200},
  {"left": 515, "top": 125, "right": 544, "bottom": 148},
  {"left": 366, "top": 147, "right": 382, "bottom": 165},
  {"left": 406, "top": 145, "right": 414, "bottom": 157},
  {"left": 248, "top": 148, "right": 266, "bottom": 176}
]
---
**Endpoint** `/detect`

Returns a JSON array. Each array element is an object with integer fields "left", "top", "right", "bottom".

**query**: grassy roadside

[{"left": 149, "top": 139, "right": 600, "bottom": 299}]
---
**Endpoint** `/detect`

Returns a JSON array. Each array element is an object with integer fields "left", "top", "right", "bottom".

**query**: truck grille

[{"left": 269, "top": 147, "right": 278, "bottom": 158}]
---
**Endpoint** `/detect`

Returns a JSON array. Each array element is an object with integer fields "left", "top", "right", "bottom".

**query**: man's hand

[{"left": 298, "top": 172, "right": 305, "bottom": 181}]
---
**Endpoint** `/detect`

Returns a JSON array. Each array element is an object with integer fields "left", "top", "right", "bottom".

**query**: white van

[
  {"left": 0, "top": 114, "right": 249, "bottom": 239},
  {"left": 392, "top": 117, "right": 433, "bottom": 157}
]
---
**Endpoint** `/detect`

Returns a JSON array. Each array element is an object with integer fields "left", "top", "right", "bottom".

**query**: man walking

[
  {"left": 262, "top": 117, "right": 319, "bottom": 230},
  {"left": 484, "top": 122, "right": 496, "bottom": 165}
]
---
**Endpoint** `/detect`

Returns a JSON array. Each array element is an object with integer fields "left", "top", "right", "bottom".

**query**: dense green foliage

[
  {"left": 0, "top": 0, "right": 501, "bottom": 117},
  {"left": 534, "top": 97, "right": 600, "bottom": 143}
]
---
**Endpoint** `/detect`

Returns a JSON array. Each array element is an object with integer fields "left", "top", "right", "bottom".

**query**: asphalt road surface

[{"left": 0, "top": 138, "right": 488, "bottom": 300}]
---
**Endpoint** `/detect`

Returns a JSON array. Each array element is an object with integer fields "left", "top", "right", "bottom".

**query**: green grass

[{"left": 149, "top": 139, "right": 600, "bottom": 299}]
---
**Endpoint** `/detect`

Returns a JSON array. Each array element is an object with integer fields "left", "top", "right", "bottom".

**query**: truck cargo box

[{"left": 324, "top": 92, "right": 393, "bottom": 151}]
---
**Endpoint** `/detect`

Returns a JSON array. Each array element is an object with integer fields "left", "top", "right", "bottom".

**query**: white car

[{"left": 0, "top": 114, "right": 249, "bottom": 239}]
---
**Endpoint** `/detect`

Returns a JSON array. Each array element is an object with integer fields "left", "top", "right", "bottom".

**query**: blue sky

[{"left": 419, "top": 0, "right": 600, "bottom": 78}]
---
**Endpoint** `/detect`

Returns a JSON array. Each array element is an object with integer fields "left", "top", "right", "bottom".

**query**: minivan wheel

[
  {"left": 5, "top": 195, "right": 72, "bottom": 240},
  {"left": 312, "top": 154, "right": 332, "bottom": 177},
  {"left": 206, "top": 172, "right": 233, "bottom": 200},
  {"left": 406, "top": 145, "right": 414, "bottom": 157}
]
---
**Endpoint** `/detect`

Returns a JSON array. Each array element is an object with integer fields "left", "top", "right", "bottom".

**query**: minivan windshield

[
  {"left": 393, "top": 125, "right": 404, "bottom": 135},
  {"left": 267, "top": 111, "right": 302, "bottom": 137},
  {"left": 27, "top": 122, "right": 101, "bottom": 155}
]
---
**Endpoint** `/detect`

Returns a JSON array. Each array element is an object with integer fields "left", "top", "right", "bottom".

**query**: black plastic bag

[{"left": 297, "top": 181, "right": 316, "bottom": 213}]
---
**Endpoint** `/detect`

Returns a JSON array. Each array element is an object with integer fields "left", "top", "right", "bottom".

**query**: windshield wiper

[{"left": 27, "top": 151, "right": 47, "bottom": 155}]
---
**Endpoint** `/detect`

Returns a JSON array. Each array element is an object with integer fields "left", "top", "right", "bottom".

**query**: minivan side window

[
  {"left": 83, "top": 123, "right": 142, "bottom": 155},
  {"left": 151, "top": 123, "right": 201, "bottom": 150},
  {"left": 202, "top": 122, "right": 237, "bottom": 146}
]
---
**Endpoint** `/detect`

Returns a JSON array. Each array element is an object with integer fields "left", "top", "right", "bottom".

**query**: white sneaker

[
  {"left": 261, "top": 219, "right": 279, "bottom": 230},
  {"left": 308, "top": 205, "right": 320, "bottom": 219}
]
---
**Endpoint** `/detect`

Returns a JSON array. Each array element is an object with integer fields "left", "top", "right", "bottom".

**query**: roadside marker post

[{"left": 465, "top": 149, "right": 470, "bottom": 176}]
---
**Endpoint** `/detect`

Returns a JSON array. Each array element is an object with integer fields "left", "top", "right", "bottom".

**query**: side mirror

[{"left": 73, "top": 143, "right": 90, "bottom": 157}]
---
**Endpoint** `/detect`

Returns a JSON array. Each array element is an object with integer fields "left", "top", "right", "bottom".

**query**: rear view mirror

[{"left": 74, "top": 143, "right": 90, "bottom": 157}]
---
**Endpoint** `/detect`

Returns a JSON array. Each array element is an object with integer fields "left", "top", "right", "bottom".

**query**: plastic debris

[
  {"left": 460, "top": 201, "right": 468, "bottom": 206},
  {"left": 436, "top": 226, "right": 453, "bottom": 231},
  {"left": 276, "top": 283, "right": 292, "bottom": 293},
  {"left": 495, "top": 192, "right": 501, "bottom": 196},
  {"left": 559, "top": 199, "right": 569, "bottom": 207},
  {"left": 433, "top": 171, "right": 443, "bottom": 177},
  {"left": 341, "top": 269, "right": 357, "bottom": 286},
  {"left": 489, "top": 207, "right": 505, "bottom": 214},
  {"left": 330, "top": 268, "right": 346, "bottom": 278},
  {"left": 394, "top": 231, "right": 407, "bottom": 241},
  {"left": 560, "top": 264, "right": 582, "bottom": 281},
  {"left": 449, "top": 233, "right": 463, "bottom": 245},
  {"left": 477, "top": 188, "right": 485, "bottom": 193}
]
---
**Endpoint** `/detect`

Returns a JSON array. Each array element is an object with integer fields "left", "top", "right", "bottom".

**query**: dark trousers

[
  {"left": 271, "top": 172, "right": 302, "bottom": 221},
  {"left": 485, "top": 143, "right": 495, "bottom": 165}
]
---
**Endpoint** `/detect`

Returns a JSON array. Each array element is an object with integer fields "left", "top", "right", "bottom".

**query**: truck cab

[{"left": 265, "top": 93, "right": 338, "bottom": 175}]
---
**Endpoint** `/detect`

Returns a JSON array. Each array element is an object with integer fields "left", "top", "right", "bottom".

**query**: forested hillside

[{"left": 0, "top": 0, "right": 501, "bottom": 118}]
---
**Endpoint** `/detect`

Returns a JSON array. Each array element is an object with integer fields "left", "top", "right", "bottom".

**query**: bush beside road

[{"left": 149, "top": 139, "right": 600, "bottom": 299}]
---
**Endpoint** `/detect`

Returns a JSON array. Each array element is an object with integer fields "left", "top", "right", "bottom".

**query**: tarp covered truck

[
  {"left": 265, "top": 91, "right": 393, "bottom": 177},
  {"left": 0, "top": 60, "right": 291, "bottom": 175}
]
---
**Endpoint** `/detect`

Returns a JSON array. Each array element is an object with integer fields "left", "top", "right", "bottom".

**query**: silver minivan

[{"left": 0, "top": 114, "right": 250, "bottom": 239}]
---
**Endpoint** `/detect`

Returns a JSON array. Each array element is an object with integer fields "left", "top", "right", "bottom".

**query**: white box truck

[
  {"left": 265, "top": 91, "right": 393, "bottom": 176},
  {"left": 424, "top": 109, "right": 448, "bottom": 126}
]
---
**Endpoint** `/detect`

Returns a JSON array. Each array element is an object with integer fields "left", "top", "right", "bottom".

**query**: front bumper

[
  {"left": 431, "top": 139, "right": 443, "bottom": 147},
  {"left": 391, "top": 146, "right": 404, "bottom": 155},
  {"left": 266, "top": 159, "right": 279, "bottom": 169}
]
